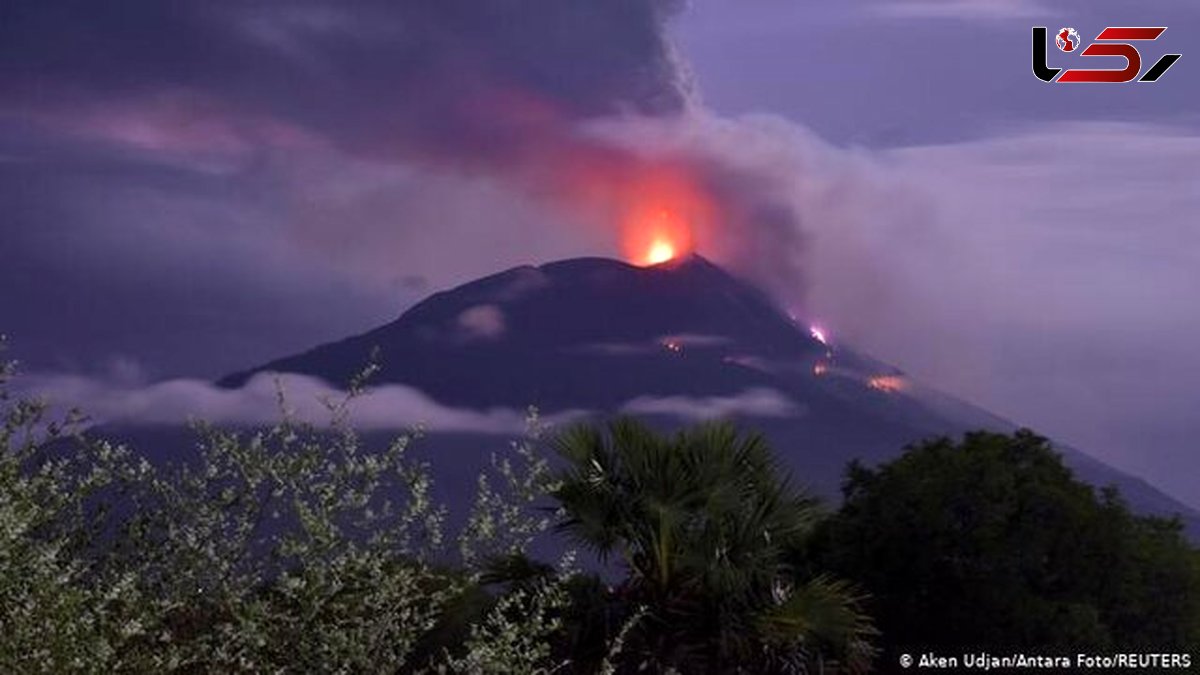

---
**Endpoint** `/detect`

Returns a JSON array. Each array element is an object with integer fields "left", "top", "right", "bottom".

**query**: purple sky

[{"left": 1, "top": 0, "right": 1197, "bottom": 509}]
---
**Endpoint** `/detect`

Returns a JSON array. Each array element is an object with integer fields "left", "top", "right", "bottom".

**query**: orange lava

[
  {"left": 867, "top": 375, "right": 907, "bottom": 393},
  {"left": 616, "top": 165, "right": 711, "bottom": 266},
  {"left": 646, "top": 238, "right": 677, "bottom": 265},
  {"left": 626, "top": 207, "right": 694, "bottom": 266}
]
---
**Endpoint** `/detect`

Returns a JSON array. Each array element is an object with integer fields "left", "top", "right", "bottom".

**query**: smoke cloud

[{"left": 1, "top": 0, "right": 833, "bottom": 322}]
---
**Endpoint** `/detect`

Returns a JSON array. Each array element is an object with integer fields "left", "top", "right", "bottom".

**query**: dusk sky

[{"left": 2, "top": 1, "right": 1198, "bottom": 509}]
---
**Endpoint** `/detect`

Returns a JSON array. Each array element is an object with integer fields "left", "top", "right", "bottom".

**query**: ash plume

[{"left": 1, "top": 0, "right": 829, "bottom": 312}]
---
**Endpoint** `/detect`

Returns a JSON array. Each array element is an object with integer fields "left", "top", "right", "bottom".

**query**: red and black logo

[{"left": 1033, "top": 26, "right": 1181, "bottom": 83}]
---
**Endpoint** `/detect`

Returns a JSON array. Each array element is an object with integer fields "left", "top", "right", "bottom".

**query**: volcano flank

[
  {"left": 211, "top": 255, "right": 1200, "bottom": 537},
  {"left": 222, "top": 255, "right": 818, "bottom": 409}
]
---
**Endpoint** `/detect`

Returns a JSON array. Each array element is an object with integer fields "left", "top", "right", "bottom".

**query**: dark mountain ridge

[
  {"left": 220, "top": 255, "right": 817, "bottom": 409},
  {"left": 216, "top": 254, "right": 1199, "bottom": 537}
]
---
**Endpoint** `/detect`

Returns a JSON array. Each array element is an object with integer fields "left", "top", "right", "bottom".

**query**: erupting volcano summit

[{"left": 215, "top": 255, "right": 1200, "bottom": 538}]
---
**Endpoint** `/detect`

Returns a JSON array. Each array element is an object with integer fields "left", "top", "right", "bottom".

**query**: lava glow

[
  {"left": 628, "top": 208, "right": 691, "bottom": 266},
  {"left": 809, "top": 326, "right": 829, "bottom": 346},
  {"left": 616, "top": 166, "right": 710, "bottom": 267},
  {"left": 646, "top": 239, "right": 677, "bottom": 265},
  {"left": 867, "top": 375, "right": 907, "bottom": 393}
]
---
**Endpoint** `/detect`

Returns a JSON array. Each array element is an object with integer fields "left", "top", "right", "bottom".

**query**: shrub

[{"left": 0, "top": 343, "right": 575, "bottom": 673}]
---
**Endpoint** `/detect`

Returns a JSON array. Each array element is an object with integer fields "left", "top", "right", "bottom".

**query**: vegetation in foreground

[
  {"left": 814, "top": 430, "right": 1200, "bottom": 661},
  {"left": 1, "top": 343, "right": 1197, "bottom": 673}
]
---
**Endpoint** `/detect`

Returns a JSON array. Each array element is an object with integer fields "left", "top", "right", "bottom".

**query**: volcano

[{"left": 212, "top": 255, "right": 1200, "bottom": 536}]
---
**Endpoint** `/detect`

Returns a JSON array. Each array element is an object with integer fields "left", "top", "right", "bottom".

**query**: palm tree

[{"left": 552, "top": 419, "right": 876, "bottom": 674}]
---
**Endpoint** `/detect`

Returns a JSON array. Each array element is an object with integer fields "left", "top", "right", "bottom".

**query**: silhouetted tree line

[
  {"left": 810, "top": 430, "right": 1200, "bottom": 666},
  {"left": 2, "top": 342, "right": 1197, "bottom": 673}
]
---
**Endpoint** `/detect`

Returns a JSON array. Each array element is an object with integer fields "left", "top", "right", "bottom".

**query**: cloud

[
  {"left": 0, "top": 0, "right": 868, "bottom": 334},
  {"left": 620, "top": 387, "right": 801, "bottom": 420},
  {"left": 810, "top": 121, "right": 1200, "bottom": 509},
  {"left": 870, "top": 0, "right": 1048, "bottom": 20},
  {"left": 4, "top": 90, "right": 322, "bottom": 173},
  {"left": 0, "top": 1, "right": 691, "bottom": 166},
  {"left": 16, "top": 371, "right": 584, "bottom": 434},
  {"left": 15, "top": 371, "right": 801, "bottom": 433},
  {"left": 0, "top": 135, "right": 401, "bottom": 378},
  {"left": 457, "top": 304, "right": 507, "bottom": 341},
  {"left": 0, "top": 0, "right": 701, "bottom": 378}
]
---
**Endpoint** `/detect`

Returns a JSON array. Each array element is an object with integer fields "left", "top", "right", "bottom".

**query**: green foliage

[
  {"left": 815, "top": 429, "right": 1200, "bottom": 657},
  {"left": 0, "top": 342, "right": 575, "bottom": 673},
  {"left": 552, "top": 419, "right": 876, "bottom": 674},
  {"left": 437, "top": 552, "right": 575, "bottom": 674},
  {"left": 10, "top": 327, "right": 1192, "bottom": 675},
  {"left": 459, "top": 408, "right": 561, "bottom": 570}
]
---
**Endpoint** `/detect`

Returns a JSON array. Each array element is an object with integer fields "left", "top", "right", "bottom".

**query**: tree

[
  {"left": 0, "top": 340, "right": 576, "bottom": 673},
  {"left": 814, "top": 429, "right": 1200, "bottom": 659},
  {"left": 552, "top": 419, "right": 875, "bottom": 674}
]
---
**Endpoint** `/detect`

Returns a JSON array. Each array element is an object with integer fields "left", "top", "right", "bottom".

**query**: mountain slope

[
  {"left": 219, "top": 255, "right": 1200, "bottom": 537},
  {"left": 222, "top": 256, "right": 816, "bottom": 408}
]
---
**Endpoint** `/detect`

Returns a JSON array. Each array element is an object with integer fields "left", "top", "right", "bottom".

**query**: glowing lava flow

[
  {"left": 809, "top": 326, "right": 829, "bottom": 346},
  {"left": 867, "top": 375, "right": 907, "bottom": 393}
]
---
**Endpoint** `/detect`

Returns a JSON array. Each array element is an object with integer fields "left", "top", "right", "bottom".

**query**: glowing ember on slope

[
  {"left": 809, "top": 326, "right": 829, "bottom": 346},
  {"left": 867, "top": 375, "right": 907, "bottom": 393}
]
